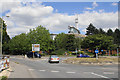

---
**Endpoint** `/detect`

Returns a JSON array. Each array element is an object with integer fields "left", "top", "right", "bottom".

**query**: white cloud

[
  {"left": 85, "top": 1, "right": 98, "bottom": 10},
  {"left": 99, "top": 9, "right": 104, "bottom": 13},
  {"left": 85, "top": 7, "right": 93, "bottom": 10},
  {"left": 2, "top": 2, "right": 118, "bottom": 38},
  {"left": 92, "top": 1, "right": 98, "bottom": 8},
  {"left": 112, "top": 2, "right": 118, "bottom": 6}
]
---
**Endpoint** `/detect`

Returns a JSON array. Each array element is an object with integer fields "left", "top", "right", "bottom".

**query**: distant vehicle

[
  {"left": 27, "top": 51, "right": 41, "bottom": 58},
  {"left": 48, "top": 55, "right": 59, "bottom": 63},
  {"left": 77, "top": 54, "right": 90, "bottom": 58}
]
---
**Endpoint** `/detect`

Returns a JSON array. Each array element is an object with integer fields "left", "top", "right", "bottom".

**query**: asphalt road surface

[{"left": 9, "top": 56, "right": 118, "bottom": 79}]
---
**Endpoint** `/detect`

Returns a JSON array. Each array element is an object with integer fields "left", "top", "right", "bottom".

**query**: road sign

[
  {"left": 101, "top": 50, "right": 103, "bottom": 52},
  {"left": 32, "top": 44, "right": 40, "bottom": 51},
  {"left": 95, "top": 49, "right": 99, "bottom": 60},
  {"left": 95, "top": 50, "right": 99, "bottom": 54}
]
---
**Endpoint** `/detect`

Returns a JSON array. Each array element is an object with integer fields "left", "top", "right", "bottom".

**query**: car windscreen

[{"left": 51, "top": 55, "right": 58, "bottom": 58}]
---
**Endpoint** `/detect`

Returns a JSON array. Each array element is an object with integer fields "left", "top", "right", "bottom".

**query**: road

[{"left": 9, "top": 56, "right": 118, "bottom": 79}]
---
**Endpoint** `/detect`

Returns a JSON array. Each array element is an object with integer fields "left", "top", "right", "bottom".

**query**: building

[
  {"left": 50, "top": 33, "right": 57, "bottom": 40},
  {"left": 50, "top": 15, "right": 86, "bottom": 40}
]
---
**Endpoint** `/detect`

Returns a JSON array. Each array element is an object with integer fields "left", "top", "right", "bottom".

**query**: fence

[
  {"left": 0, "top": 56, "right": 10, "bottom": 72},
  {"left": 86, "top": 49, "right": 120, "bottom": 56}
]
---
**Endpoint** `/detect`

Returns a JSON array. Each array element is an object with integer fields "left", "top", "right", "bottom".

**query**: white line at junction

[
  {"left": 91, "top": 72, "right": 113, "bottom": 80},
  {"left": 28, "top": 69, "right": 34, "bottom": 71},
  {"left": 51, "top": 70, "right": 59, "bottom": 72},
  {"left": 103, "top": 72, "right": 114, "bottom": 74},
  {"left": 66, "top": 72, "right": 76, "bottom": 74},
  {"left": 39, "top": 70, "right": 46, "bottom": 72}
]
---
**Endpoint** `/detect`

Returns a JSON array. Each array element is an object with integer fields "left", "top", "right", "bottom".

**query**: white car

[{"left": 48, "top": 55, "right": 59, "bottom": 63}]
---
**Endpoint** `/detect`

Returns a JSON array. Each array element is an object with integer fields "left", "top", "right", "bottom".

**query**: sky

[{"left": 0, "top": 0, "right": 119, "bottom": 38}]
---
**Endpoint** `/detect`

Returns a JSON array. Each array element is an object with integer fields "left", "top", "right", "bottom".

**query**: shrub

[
  {"left": 51, "top": 49, "right": 67, "bottom": 55},
  {"left": 1, "top": 76, "right": 7, "bottom": 80}
]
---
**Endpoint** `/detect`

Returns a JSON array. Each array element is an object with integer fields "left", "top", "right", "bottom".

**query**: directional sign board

[
  {"left": 95, "top": 50, "right": 99, "bottom": 54},
  {"left": 32, "top": 44, "right": 40, "bottom": 51}
]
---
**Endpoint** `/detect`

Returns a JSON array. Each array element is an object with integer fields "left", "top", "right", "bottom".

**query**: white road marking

[
  {"left": 50, "top": 64, "right": 59, "bottom": 65},
  {"left": 102, "top": 68, "right": 118, "bottom": 70},
  {"left": 51, "top": 70, "right": 59, "bottom": 72},
  {"left": 91, "top": 72, "right": 113, "bottom": 80},
  {"left": 39, "top": 70, "right": 46, "bottom": 72},
  {"left": 66, "top": 72, "right": 76, "bottom": 74},
  {"left": 103, "top": 72, "right": 114, "bottom": 74},
  {"left": 84, "top": 72, "right": 93, "bottom": 74},
  {"left": 28, "top": 69, "right": 34, "bottom": 71}
]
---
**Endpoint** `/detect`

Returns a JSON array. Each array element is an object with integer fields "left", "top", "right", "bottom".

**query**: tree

[
  {"left": 55, "top": 33, "right": 77, "bottom": 51},
  {"left": 86, "top": 23, "right": 99, "bottom": 35},
  {"left": 0, "top": 18, "right": 10, "bottom": 54},
  {"left": 8, "top": 33, "right": 29, "bottom": 55},
  {"left": 81, "top": 34, "right": 114, "bottom": 50},
  {"left": 74, "top": 37, "right": 82, "bottom": 50},
  {"left": 8, "top": 25, "right": 54, "bottom": 55},
  {"left": 106, "top": 29, "right": 113, "bottom": 36},
  {"left": 98, "top": 28, "right": 106, "bottom": 34},
  {"left": 113, "top": 28, "right": 120, "bottom": 45},
  {"left": 66, "top": 34, "right": 76, "bottom": 51}
]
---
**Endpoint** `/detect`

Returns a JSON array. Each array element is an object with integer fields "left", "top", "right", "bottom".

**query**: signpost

[
  {"left": 32, "top": 44, "right": 40, "bottom": 58},
  {"left": 95, "top": 49, "right": 99, "bottom": 59}
]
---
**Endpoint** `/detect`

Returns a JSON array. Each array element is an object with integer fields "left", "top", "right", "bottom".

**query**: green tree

[
  {"left": 55, "top": 33, "right": 77, "bottom": 51},
  {"left": 113, "top": 28, "right": 120, "bottom": 45},
  {"left": 55, "top": 33, "right": 67, "bottom": 50},
  {"left": 8, "top": 25, "right": 54, "bottom": 55},
  {"left": 81, "top": 34, "right": 114, "bottom": 50},
  {"left": 86, "top": 23, "right": 99, "bottom": 35},
  {"left": 98, "top": 28, "right": 106, "bottom": 34},
  {"left": 66, "top": 34, "right": 76, "bottom": 51},
  {"left": 106, "top": 29, "right": 113, "bottom": 36},
  {"left": 0, "top": 18, "right": 10, "bottom": 54},
  {"left": 8, "top": 33, "right": 29, "bottom": 55},
  {"left": 27, "top": 26, "right": 54, "bottom": 51}
]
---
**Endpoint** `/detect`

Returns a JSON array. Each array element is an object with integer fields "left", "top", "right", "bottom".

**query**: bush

[
  {"left": 1, "top": 76, "right": 7, "bottom": 80},
  {"left": 51, "top": 49, "right": 67, "bottom": 55}
]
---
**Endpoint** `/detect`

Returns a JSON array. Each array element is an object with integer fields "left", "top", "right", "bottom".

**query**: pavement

[{"left": 8, "top": 56, "right": 119, "bottom": 79}]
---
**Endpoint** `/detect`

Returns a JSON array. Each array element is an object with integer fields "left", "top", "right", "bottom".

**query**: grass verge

[{"left": 63, "top": 57, "right": 118, "bottom": 65}]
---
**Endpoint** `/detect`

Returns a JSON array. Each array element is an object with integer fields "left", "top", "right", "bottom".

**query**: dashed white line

[
  {"left": 103, "top": 72, "right": 114, "bottom": 74},
  {"left": 39, "top": 70, "right": 46, "bottom": 72},
  {"left": 28, "top": 69, "right": 34, "bottom": 71},
  {"left": 84, "top": 72, "right": 93, "bottom": 74},
  {"left": 66, "top": 72, "right": 76, "bottom": 74},
  {"left": 51, "top": 70, "right": 59, "bottom": 73}
]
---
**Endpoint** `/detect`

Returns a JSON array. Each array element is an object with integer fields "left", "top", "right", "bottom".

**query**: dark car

[
  {"left": 77, "top": 54, "right": 90, "bottom": 58},
  {"left": 27, "top": 51, "right": 41, "bottom": 58}
]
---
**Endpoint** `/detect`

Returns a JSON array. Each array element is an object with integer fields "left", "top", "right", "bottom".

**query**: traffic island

[{"left": 62, "top": 57, "right": 118, "bottom": 65}]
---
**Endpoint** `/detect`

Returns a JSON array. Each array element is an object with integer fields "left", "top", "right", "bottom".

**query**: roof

[{"left": 68, "top": 26, "right": 80, "bottom": 34}]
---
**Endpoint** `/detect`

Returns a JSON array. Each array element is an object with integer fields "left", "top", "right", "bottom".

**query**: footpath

[
  {"left": 0, "top": 60, "right": 37, "bottom": 79},
  {"left": 8, "top": 61, "right": 36, "bottom": 78}
]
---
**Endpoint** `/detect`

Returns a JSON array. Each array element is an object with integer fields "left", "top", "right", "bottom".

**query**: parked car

[
  {"left": 27, "top": 51, "right": 41, "bottom": 58},
  {"left": 48, "top": 55, "right": 59, "bottom": 63},
  {"left": 77, "top": 54, "right": 90, "bottom": 58}
]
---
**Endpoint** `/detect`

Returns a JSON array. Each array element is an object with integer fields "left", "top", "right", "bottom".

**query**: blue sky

[
  {"left": 0, "top": 1, "right": 118, "bottom": 37},
  {"left": 42, "top": 2, "right": 118, "bottom": 15}
]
